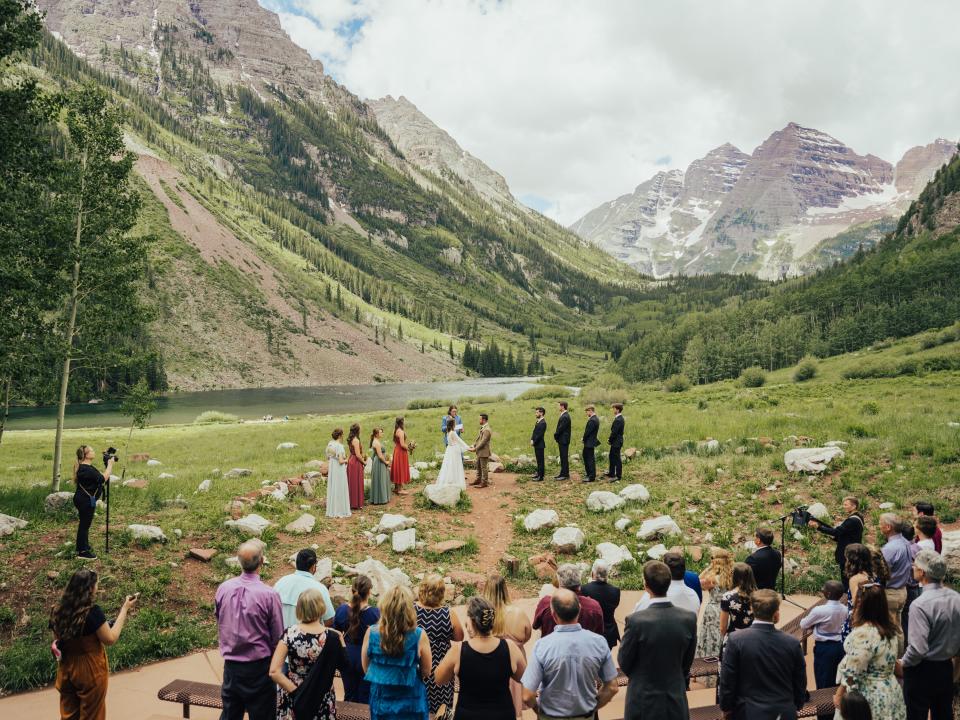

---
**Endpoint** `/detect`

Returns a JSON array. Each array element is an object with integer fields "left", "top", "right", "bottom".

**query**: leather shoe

[
  {"left": 532, "top": 475, "right": 544, "bottom": 482},
  {"left": 582, "top": 478, "right": 596, "bottom": 483},
  {"left": 554, "top": 475, "right": 569, "bottom": 481}
]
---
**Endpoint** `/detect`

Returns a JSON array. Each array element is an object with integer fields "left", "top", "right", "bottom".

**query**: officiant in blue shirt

[{"left": 441, "top": 405, "right": 464, "bottom": 445}]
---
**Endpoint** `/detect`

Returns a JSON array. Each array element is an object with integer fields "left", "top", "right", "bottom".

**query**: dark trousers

[
  {"left": 73, "top": 492, "right": 95, "bottom": 553},
  {"left": 902, "top": 584, "right": 921, "bottom": 644},
  {"left": 903, "top": 658, "right": 954, "bottom": 720},
  {"left": 608, "top": 446, "right": 622, "bottom": 478},
  {"left": 583, "top": 447, "right": 596, "bottom": 480},
  {"left": 221, "top": 657, "right": 275, "bottom": 720},
  {"left": 558, "top": 443, "right": 569, "bottom": 477},
  {"left": 812, "top": 640, "right": 844, "bottom": 689},
  {"left": 534, "top": 446, "right": 545, "bottom": 478}
]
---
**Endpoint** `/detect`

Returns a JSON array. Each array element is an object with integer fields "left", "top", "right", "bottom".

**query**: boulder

[
  {"left": 586, "top": 491, "right": 625, "bottom": 512},
  {"left": 270, "top": 482, "right": 289, "bottom": 501},
  {"left": 429, "top": 540, "right": 467, "bottom": 554},
  {"left": 414, "top": 461, "right": 430, "bottom": 471},
  {"left": 824, "top": 440, "right": 848, "bottom": 448},
  {"left": 551, "top": 526, "right": 586, "bottom": 553},
  {"left": 157, "top": 473, "right": 175, "bottom": 480},
  {"left": 941, "top": 530, "right": 960, "bottom": 575},
  {"left": 45, "top": 492, "right": 74, "bottom": 512},
  {"left": 225, "top": 556, "right": 241, "bottom": 569},
  {"left": 448, "top": 570, "right": 486, "bottom": 587},
  {"left": 189, "top": 548, "right": 217, "bottom": 562},
  {"left": 878, "top": 502, "right": 895, "bottom": 510},
  {"left": 128, "top": 524, "right": 167, "bottom": 543},
  {"left": 523, "top": 508, "right": 559, "bottom": 532},
  {"left": 784, "top": 447, "right": 845, "bottom": 474},
  {"left": 646, "top": 543, "right": 668, "bottom": 560},
  {"left": 374, "top": 513, "right": 416, "bottom": 534},
  {"left": 624, "top": 447, "right": 637, "bottom": 459},
  {"left": 618, "top": 484, "right": 650, "bottom": 503},
  {"left": 304, "top": 471, "right": 322, "bottom": 480},
  {"left": 596, "top": 542, "right": 634, "bottom": 568},
  {"left": 225, "top": 514, "right": 272, "bottom": 536},
  {"left": 329, "top": 583, "right": 352, "bottom": 608},
  {"left": 146, "top": 459, "right": 162, "bottom": 466},
  {"left": 129, "top": 453, "right": 150, "bottom": 462},
  {"left": 314, "top": 557, "right": 333, "bottom": 582},
  {"left": 392, "top": 528, "right": 417, "bottom": 553},
  {"left": 806, "top": 503, "right": 830, "bottom": 521},
  {"left": 423, "top": 484, "right": 462, "bottom": 508},
  {"left": 375, "top": 533, "right": 389, "bottom": 545},
  {"left": 352, "top": 558, "right": 411, "bottom": 594},
  {"left": 490, "top": 462, "right": 505, "bottom": 474},
  {"left": 163, "top": 495, "right": 188, "bottom": 509},
  {"left": 614, "top": 517, "right": 632, "bottom": 532},
  {"left": 0, "top": 513, "right": 28, "bottom": 537},
  {"left": 301, "top": 479, "right": 315, "bottom": 497},
  {"left": 409, "top": 466, "right": 421, "bottom": 481},
  {"left": 285, "top": 513, "right": 316, "bottom": 534},
  {"left": 636, "top": 515, "right": 682, "bottom": 540},
  {"left": 123, "top": 479, "right": 148, "bottom": 489},
  {"left": 697, "top": 439, "right": 720, "bottom": 453},
  {"left": 305, "top": 459, "right": 327, "bottom": 470},
  {"left": 197, "top": 479, "right": 212, "bottom": 493},
  {"left": 277, "top": 442, "right": 298, "bottom": 450},
  {"left": 224, "top": 468, "right": 253, "bottom": 478}
]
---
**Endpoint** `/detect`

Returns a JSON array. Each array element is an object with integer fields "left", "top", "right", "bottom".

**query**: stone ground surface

[{"left": 0, "top": 591, "right": 820, "bottom": 720}]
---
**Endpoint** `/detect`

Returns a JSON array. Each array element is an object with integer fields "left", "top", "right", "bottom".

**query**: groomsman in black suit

[
  {"left": 605, "top": 403, "right": 625, "bottom": 481},
  {"left": 553, "top": 401, "right": 571, "bottom": 480},
  {"left": 530, "top": 407, "right": 547, "bottom": 481},
  {"left": 745, "top": 527, "right": 782, "bottom": 591},
  {"left": 582, "top": 404, "right": 600, "bottom": 483}
]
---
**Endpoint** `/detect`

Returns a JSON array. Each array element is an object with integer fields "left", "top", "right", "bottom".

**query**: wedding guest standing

[
  {"left": 391, "top": 417, "right": 411, "bottom": 496},
  {"left": 697, "top": 548, "right": 733, "bottom": 661},
  {"left": 369, "top": 427, "right": 391, "bottom": 505},
  {"left": 605, "top": 403, "right": 624, "bottom": 481},
  {"left": 50, "top": 568, "right": 137, "bottom": 720},
  {"left": 719, "top": 563, "right": 756, "bottom": 643},
  {"left": 482, "top": 574, "right": 533, "bottom": 718},
  {"left": 745, "top": 527, "right": 781, "bottom": 590},
  {"left": 530, "top": 407, "right": 547, "bottom": 481},
  {"left": 325, "top": 429, "right": 350, "bottom": 518},
  {"left": 415, "top": 575, "right": 464, "bottom": 715},
  {"left": 361, "top": 585, "right": 431, "bottom": 719},
  {"left": 581, "top": 405, "right": 600, "bottom": 483},
  {"left": 346, "top": 423, "right": 366, "bottom": 511},
  {"left": 333, "top": 575, "right": 379, "bottom": 703},
  {"left": 799, "top": 580, "right": 848, "bottom": 690},
  {"left": 553, "top": 401, "right": 571, "bottom": 480},
  {"left": 582, "top": 559, "right": 622, "bottom": 650}
]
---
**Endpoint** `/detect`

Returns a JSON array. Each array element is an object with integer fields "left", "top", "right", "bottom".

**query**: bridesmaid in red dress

[
  {"left": 390, "top": 417, "right": 411, "bottom": 496},
  {"left": 346, "top": 423, "right": 366, "bottom": 510}
]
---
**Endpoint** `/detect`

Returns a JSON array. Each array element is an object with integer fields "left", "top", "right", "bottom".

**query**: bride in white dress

[{"left": 435, "top": 419, "right": 469, "bottom": 489}]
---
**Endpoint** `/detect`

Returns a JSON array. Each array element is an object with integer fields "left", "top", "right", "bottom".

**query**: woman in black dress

[
  {"left": 72, "top": 445, "right": 114, "bottom": 559},
  {"left": 434, "top": 597, "right": 525, "bottom": 720}
]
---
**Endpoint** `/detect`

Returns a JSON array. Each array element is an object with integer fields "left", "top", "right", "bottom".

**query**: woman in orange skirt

[
  {"left": 50, "top": 568, "right": 137, "bottom": 720},
  {"left": 346, "top": 423, "right": 366, "bottom": 510},
  {"left": 390, "top": 416, "right": 411, "bottom": 495}
]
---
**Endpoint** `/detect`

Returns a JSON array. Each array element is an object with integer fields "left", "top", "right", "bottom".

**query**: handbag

[{"left": 290, "top": 630, "right": 347, "bottom": 719}]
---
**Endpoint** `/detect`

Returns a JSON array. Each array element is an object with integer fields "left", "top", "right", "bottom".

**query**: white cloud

[{"left": 261, "top": 0, "right": 960, "bottom": 224}]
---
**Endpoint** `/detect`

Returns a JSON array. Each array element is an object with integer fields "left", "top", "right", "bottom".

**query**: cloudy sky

[{"left": 259, "top": 0, "right": 960, "bottom": 225}]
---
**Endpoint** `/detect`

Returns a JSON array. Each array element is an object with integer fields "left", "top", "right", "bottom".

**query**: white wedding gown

[{"left": 435, "top": 431, "right": 469, "bottom": 489}]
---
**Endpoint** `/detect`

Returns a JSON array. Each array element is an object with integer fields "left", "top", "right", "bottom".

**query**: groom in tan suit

[{"left": 469, "top": 413, "right": 492, "bottom": 488}]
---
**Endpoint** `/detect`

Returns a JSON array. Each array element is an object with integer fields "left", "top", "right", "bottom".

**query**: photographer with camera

[
  {"left": 808, "top": 496, "right": 864, "bottom": 589},
  {"left": 72, "top": 445, "right": 116, "bottom": 560}
]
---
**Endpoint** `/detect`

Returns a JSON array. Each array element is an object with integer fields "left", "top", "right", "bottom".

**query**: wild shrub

[
  {"left": 663, "top": 374, "right": 691, "bottom": 393},
  {"left": 793, "top": 356, "right": 818, "bottom": 382},
  {"left": 739, "top": 366, "right": 766, "bottom": 388}
]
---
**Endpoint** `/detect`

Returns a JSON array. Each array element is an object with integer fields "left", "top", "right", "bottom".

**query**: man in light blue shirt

[
  {"left": 273, "top": 549, "right": 335, "bottom": 628},
  {"left": 800, "top": 580, "right": 848, "bottom": 689},
  {"left": 880, "top": 513, "right": 912, "bottom": 641},
  {"left": 522, "top": 588, "right": 618, "bottom": 720}
]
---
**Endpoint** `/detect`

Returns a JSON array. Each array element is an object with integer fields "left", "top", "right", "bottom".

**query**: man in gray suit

[
  {"left": 618, "top": 560, "right": 697, "bottom": 720},
  {"left": 719, "top": 589, "right": 808, "bottom": 720}
]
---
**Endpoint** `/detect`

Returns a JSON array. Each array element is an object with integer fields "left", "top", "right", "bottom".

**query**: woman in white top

[
  {"left": 434, "top": 417, "right": 470, "bottom": 490},
  {"left": 914, "top": 516, "right": 938, "bottom": 552},
  {"left": 326, "top": 428, "right": 351, "bottom": 518}
]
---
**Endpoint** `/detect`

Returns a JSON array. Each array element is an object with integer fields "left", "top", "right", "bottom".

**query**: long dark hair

[
  {"left": 50, "top": 569, "right": 98, "bottom": 640},
  {"left": 445, "top": 417, "right": 456, "bottom": 433},
  {"left": 347, "top": 575, "right": 373, "bottom": 642},
  {"left": 731, "top": 562, "right": 757, "bottom": 598},
  {"left": 839, "top": 690, "right": 873, "bottom": 720},
  {"left": 347, "top": 423, "right": 361, "bottom": 446},
  {"left": 369, "top": 426, "right": 383, "bottom": 449},
  {"left": 868, "top": 547, "right": 891, "bottom": 586},
  {"left": 852, "top": 583, "right": 897, "bottom": 640},
  {"left": 393, "top": 417, "right": 404, "bottom": 440}
]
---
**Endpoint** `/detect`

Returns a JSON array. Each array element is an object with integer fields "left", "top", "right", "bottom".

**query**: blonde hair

[
  {"left": 481, "top": 573, "right": 510, "bottom": 637},
  {"left": 295, "top": 588, "right": 327, "bottom": 624},
  {"left": 706, "top": 548, "right": 734, "bottom": 590},
  {"left": 379, "top": 585, "right": 416, "bottom": 656},
  {"left": 72, "top": 446, "right": 92, "bottom": 483},
  {"left": 418, "top": 574, "right": 446, "bottom": 608}
]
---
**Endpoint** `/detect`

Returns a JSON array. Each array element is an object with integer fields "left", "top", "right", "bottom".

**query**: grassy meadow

[{"left": 0, "top": 331, "right": 957, "bottom": 692}]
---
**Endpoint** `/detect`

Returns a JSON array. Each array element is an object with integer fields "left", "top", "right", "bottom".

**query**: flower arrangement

[{"left": 406, "top": 439, "right": 418, "bottom": 454}]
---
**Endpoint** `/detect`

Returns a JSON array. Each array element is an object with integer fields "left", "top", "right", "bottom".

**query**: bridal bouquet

[{"left": 407, "top": 439, "right": 418, "bottom": 455}]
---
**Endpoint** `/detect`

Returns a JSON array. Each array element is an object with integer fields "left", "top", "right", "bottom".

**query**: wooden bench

[
  {"left": 157, "top": 680, "right": 373, "bottom": 719},
  {"left": 688, "top": 686, "right": 837, "bottom": 720}
]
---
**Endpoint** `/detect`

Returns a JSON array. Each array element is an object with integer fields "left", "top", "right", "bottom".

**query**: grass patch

[{"left": 194, "top": 410, "right": 240, "bottom": 424}]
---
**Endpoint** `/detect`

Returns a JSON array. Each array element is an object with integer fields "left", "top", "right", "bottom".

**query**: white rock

[
  {"left": 270, "top": 482, "right": 289, "bottom": 501},
  {"left": 618, "top": 484, "right": 650, "bottom": 503},
  {"left": 429, "top": 462, "right": 438, "bottom": 469},
  {"left": 784, "top": 447, "right": 845, "bottom": 473},
  {"left": 301, "top": 479, "right": 314, "bottom": 497},
  {"left": 785, "top": 557, "right": 800, "bottom": 573},
  {"left": 285, "top": 513, "right": 316, "bottom": 534},
  {"left": 374, "top": 514, "right": 416, "bottom": 533},
  {"left": 941, "top": 530, "right": 960, "bottom": 574},
  {"left": 409, "top": 466, "right": 421, "bottom": 481},
  {"left": 197, "top": 479, "right": 212, "bottom": 493},
  {"left": 792, "top": 529, "right": 803, "bottom": 541},
  {"left": 523, "top": 508, "right": 560, "bottom": 532},
  {"left": 806, "top": 503, "right": 830, "bottom": 521},
  {"left": 586, "top": 491, "right": 626, "bottom": 512},
  {"left": 948, "top": 422, "right": 960, "bottom": 428},
  {"left": 314, "top": 557, "right": 333, "bottom": 581},
  {"left": 636, "top": 515, "right": 682, "bottom": 540},
  {"left": 225, "top": 514, "right": 272, "bottom": 536},
  {"left": 353, "top": 558, "right": 412, "bottom": 595},
  {"left": 127, "top": 524, "right": 167, "bottom": 542},
  {"left": 45, "top": 492, "right": 74, "bottom": 512},
  {"left": 225, "top": 556, "right": 241, "bottom": 569},
  {"left": 414, "top": 461, "right": 430, "bottom": 471},
  {"left": 878, "top": 502, "right": 895, "bottom": 510},
  {"left": 305, "top": 460, "right": 326, "bottom": 468},
  {"left": 646, "top": 543, "right": 668, "bottom": 560},
  {"left": 225, "top": 468, "right": 253, "bottom": 478},
  {"left": 277, "top": 442, "right": 298, "bottom": 450},
  {"left": 173, "top": 529, "right": 182, "bottom": 539},
  {"left": 0, "top": 514, "right": 28, "bottom": 537},
  {"left": 743, "top": 540, "right": 757, "bottom": 549},
  {"left": 157, "top": 473, "right": 175, "bottom": 479},
  {"left": 596, "top": 542, "right": 634, "bottom": 568},
  {"left": 392, "top": 528, "right": 417, "bottom": 553},
  {"left": 614, "top": 517, "right": 632, "bottom": 532},
  {"left": 824, "top": 440, "right": 848, "bottom": 448},
  {"left": 146, "top": 459, "right": 162, "bottom": 466},
  {"left": 697, "top": 439, "right": 720, "bottom": 453},
  {"left": 423, "top": 484, "right": 461, "bottom": 508},
  {"left": 551, "top": 526, "right": 586, "bottom": 553},
  {"left": 304, "top": 471, "right": 322, "bottom": 480},
  {"left": 375, "top": 533, "right": 389, "bottom": 546},
  {"left": 122, "top": 478, "right": 145, "bottom": 487}
]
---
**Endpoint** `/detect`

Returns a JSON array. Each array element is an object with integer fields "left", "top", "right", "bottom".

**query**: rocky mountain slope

[{"left": 573, "top": 124, "right": 956, "bottom": 278}]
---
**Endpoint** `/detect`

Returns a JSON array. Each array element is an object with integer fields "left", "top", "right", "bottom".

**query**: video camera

[
  {"left": 102, "top": 447, "right": 119, "bottom": 467},
  {"left": 789, "top": 506, "right": 813, "bottom": 528}
]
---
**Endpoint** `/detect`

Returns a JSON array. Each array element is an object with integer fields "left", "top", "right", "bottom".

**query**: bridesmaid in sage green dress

[{"left": 369, "top": 427, "right": 392, "bottom": 505}]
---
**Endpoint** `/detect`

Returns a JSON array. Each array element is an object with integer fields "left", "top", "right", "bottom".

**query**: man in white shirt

[
  {"left": 633, "top": 552, "right": 700, "bottom": 616},
  {"left": 799, "top": 580, "right": 848, "bottom": 689}
]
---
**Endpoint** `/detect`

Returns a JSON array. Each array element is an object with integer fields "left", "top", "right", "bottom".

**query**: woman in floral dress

[
  {"left": 719, "top": 562, "right": 756, "bottom": 643},
  {"left": 833, "top": 583, "right": 905, "bottom": 720},
  {"left": 697, "top": 548, "right": 733, "bottom": 660}
]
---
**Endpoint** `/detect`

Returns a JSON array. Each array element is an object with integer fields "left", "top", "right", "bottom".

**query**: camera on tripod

[
  {"left": 102, "top": 447, "right": 119, "bottom": 467},
  {"left": 789, "top": 505, "right": 823, "bottom": 528}
]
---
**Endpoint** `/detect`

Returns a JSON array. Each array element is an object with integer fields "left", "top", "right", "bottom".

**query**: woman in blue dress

[
  {"left": 361, "top": 585, "right": 431, "bottom": 720},
  {"left": 333, "top": 575, "right": 380, "bottom": 703}
]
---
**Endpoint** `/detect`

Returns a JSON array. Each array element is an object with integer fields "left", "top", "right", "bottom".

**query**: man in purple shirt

[{"left": 215, "top": 540, "right": 284, "bottom": 720}]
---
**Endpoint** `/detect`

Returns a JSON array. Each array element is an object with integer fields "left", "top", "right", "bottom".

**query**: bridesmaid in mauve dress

[
  {"left": 390, "top": 417, "right": 411, "bottom": 496},
  {"left": 346, "top": 423, "right": 365, "bottom": 511},
  {"left": 369, "top": 427, "right": 391, "bottom": 505}
]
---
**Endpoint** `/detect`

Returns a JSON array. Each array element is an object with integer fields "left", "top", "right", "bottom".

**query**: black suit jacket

[
  {"left": 719, "top": 623, "right": 808, "bottom": 720},
  {"left": 816, "top": 513, "right": 864, "bottom": 567},
  {"left": 608, "top": 414, "right": 624, "bottom": 448},
  {"left": 553, "top": 412, "right": 571, "bottom": 446},
  {"left": 618, "top": 603, "right": 697, "bottom": 720},
  {"left": 745, "top": 545, "right": 781, "bottom": 591},
  {"left": 582, "top": 415, "right": 600, "bottom": 448},
  {"left": 531, "top": 418, "right": 546, "bottom": 449},
  {"left": 581, "top": 580, "right": 621, "bottom": 648}
]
